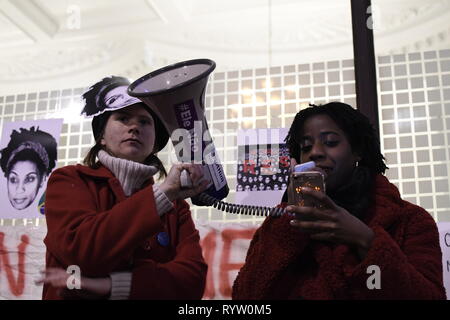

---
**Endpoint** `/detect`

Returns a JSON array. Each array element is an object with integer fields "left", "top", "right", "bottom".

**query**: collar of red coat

[
  {"left": 73, "top": 164, "right": 155, "bottom": 202},
  {"left": 75, "top": 163, "right": 114, "bottom": 178}
]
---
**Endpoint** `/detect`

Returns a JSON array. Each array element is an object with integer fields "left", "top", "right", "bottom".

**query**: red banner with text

[{"left": 0, "top": 222, "right": 259, "bottom": 300}]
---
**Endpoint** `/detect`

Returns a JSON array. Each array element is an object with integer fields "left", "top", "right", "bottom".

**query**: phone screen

[{"left": 290, "top": 171, "right": 325, "bottom": 207}]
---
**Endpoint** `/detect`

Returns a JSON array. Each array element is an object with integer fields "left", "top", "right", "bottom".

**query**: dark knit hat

[{"left": 81, "top": 76, "right": 169, "bottom": 153}]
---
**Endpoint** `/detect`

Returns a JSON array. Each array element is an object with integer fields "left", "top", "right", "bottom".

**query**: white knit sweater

[
  {"left": 97, "top": 150, "right": 173, "bottom": 299},
  {"left": 98, "top": 150, "right": 173, "bottom": 216}
]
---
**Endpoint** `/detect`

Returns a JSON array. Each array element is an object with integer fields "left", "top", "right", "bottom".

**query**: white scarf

[{"left": 97, "top": 149, "right": 157, "bottom": 196}]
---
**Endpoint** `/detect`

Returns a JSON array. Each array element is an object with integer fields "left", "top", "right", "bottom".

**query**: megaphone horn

[{"left": 128, "top": 59, "right": 229, "bottom": 205}]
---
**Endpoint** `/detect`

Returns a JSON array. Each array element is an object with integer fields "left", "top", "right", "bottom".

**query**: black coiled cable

[{"left": 196, "top": 193, "right": 286, "bottom": 217}]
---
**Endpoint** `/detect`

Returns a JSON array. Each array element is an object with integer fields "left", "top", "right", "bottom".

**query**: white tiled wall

[
  {"left": 1, "top": 49, "right": 449, "bottom": 226},
  {"left": 378, "top": 50, "right": 450, "bottom": 222}
]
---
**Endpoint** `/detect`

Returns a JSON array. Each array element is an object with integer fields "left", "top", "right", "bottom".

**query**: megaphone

[
  {"left": 128, "top": 59, "right": 286, "bottom": 217},
  {"left": 128, "top": 59, "right": 229, "bottom": 205}
]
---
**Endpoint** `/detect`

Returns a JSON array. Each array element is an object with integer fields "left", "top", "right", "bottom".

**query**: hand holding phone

[{"left": 288, "top": 162, "right": 325, "bottom": 208}]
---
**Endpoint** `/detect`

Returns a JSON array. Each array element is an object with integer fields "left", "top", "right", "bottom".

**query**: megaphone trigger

[
  {"left": 180, "top": 169, "right": 193, "bottom": 188},
  {"left": 181, "top": 168, "right": 205, "bottom": 189}
]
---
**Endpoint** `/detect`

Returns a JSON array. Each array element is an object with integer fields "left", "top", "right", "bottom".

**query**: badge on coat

[{"left": 157, "top": 232, "right": 170, "bottom": 247}]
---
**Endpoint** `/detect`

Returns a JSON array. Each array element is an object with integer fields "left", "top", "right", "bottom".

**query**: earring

[{"left": 356, "top": 161, "right": 359, "bottom": 167}]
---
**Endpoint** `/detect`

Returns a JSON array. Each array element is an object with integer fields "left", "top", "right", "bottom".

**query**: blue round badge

[
  {"left": 38, "top": 191, "right": 46, "bottom": 215},
  {"left": 157, "top": 232, "right": 170, "bottom": 247}
]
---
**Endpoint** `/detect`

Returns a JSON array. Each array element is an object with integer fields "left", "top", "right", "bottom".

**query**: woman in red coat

[
  {"left": 37, "top": 76, "right": 209, "bottom": 299},
  {"left": 232, "top": 102, "right": 446, "bottom": 300}
]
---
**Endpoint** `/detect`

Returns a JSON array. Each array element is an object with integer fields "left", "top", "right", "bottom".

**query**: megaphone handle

[
  {"left": 180, "top": 169, "right": 286, "bottom": 217},
  {"left": 180, "top": 169, "right": 193, "bottom": 188}
]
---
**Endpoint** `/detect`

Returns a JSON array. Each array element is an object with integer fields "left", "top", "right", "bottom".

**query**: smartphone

[{"left": 289, "top": 171, "right": 325, "bottom": 207}]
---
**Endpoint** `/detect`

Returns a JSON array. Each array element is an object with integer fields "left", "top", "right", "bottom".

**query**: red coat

[
  {"left": 232, "top": 175, "right": 446, "bottom": 300},
  {"left": 43, "top": 164, "right": 207, "bottom": 300}
]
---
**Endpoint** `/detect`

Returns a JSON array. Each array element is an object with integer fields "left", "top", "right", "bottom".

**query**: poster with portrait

[
  {"left": 235, "top": 128, "right": 290, "bottom": 207},
  {"left": 0, "top": 119, "right": 63, "bottom": 219}
]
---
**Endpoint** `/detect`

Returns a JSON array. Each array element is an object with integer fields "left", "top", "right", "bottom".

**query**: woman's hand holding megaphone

[{"left": 159, "top": 163, "right": 209, "bottom": 201}]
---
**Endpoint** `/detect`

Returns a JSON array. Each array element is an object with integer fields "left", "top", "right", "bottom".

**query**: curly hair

[
  {"left": 0, "top": 127, "right": 58, "bottom": 179},
  {"left": 285, "top": 102, "right": 387, "bottom": 175}
]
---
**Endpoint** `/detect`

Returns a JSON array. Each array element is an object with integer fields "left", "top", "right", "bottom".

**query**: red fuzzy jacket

[
  {"left": 232, "top": 175, "right": 446, "bottom": 300},
  {"left": 43, "top": 164, "right": 207, "bottom": 300}
]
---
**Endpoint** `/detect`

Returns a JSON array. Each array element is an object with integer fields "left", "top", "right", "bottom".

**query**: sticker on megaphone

[{"left": 128, "top": 59, "right": 229, "bottom": 205}]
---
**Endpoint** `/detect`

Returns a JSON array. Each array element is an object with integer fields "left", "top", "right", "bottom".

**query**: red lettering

[
  {"left": 243, "top": 160, "right": 256, "bottom": 174},
  {"left": 279, "top": 156, "right": 290, "bottom": 168},
  {"left": 200, "top": 231, "right": 216, "bottom": 299},
  {"left": 219, "top": 228, "right": 257, "bottom": 298},
  {"left": 0, "top": 233, "right": 30, "bottom": 296}
]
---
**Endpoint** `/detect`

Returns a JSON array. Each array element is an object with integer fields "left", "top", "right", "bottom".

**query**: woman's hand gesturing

[{"left": 35, "top": 268, "right": 111, "bottom": 299}]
